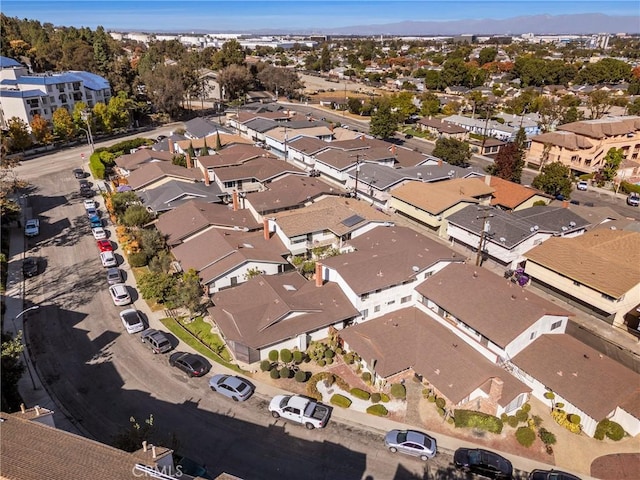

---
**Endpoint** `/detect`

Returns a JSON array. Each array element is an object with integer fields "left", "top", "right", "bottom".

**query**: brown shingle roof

[
  {"left": 0, "top": 411, "right": 158, "bottom": 480},
  {"left": 524, "top": 229, "right": 640, "bottom": 298},
  {"left": 418, "top": 117, "right": 467, "bottom": 134},
  {"left": 322, "top": 225, "right": 461, "bottom": 295},
  {"left": 488, "top": 176, "right": 550, "bottom": 209},
  {"left": 512, "top": 334, "right": 640, "bottom": 420},
  {"left": 197, "top": 145, "right": 276, "bottom": 168},
  {"left": 114, "top": 149, "right": 173, "bottom": 171},
  {"left": 271, "top": 196, "right": 392, "bottom": 238},
  {"left": 530, "top": 131, "right": 593, "bottom": 150},
  {"left": 245, "top": 176, "right": 340, "bottom": 213},
  {"left": 339, "top": 307, "right": 529, "bottom": 405},
  {"left": 209, "top": 272, "right": 359, "bottom": 349},
  {"left": 415, "top": 263, "right": 572, "bottom": 348},
  {"left": 176, "top": 133, "right": 252, "bottom": 151},
  {"left": 155, "top": 199, "right": 261, "bottom": 246},
  {"left": 391, "top": 178, "right": 494, "bottom": 214},
  {"left": 213, "top": 157, "right": 305, "bottom": 182},
  {"left": 559, "top": 116, "right": 640, "bottom": 139},
  {"left": 127, "top": 162, "right": 204, "bottom": 190},
  {"left": 287, "top": 136, "right": 330, "bottom": 155}
]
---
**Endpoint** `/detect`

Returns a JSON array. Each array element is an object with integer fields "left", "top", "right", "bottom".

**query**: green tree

[
  {"left": 628, "top": 97, "right": 640, "bottom": 116},
  {"left": 212, "top": 39, "right": 245, "bottom": 69},
  {"left": 106, "top": 92, "right": 132, "bottom": 130},
  {"left": 486, "top": 142, "right": 519, "bottom": 181},
  {"left": 419, "top": 92, "right": 440, "bottom": 116},
  {"left": 586, "top": 90, "right": 613, "bottom": 119},
  {"left": 172, "top": 154, "right": 186, "bottom": 167},
  {"left": 217, "top": 64, "right": 253, "bottom": 101},
  {"left": 138, "top": 271, "right": 177, "bottom": 304},
  {"left": 478, "top": 47, "right": 497, "bottom": 66},
  {"left": 137, "top": 228, "right": 167, "bottom": 259},
  {"left": 596, "top": 147, "right": 624, "bottom": 184},
  {"left": 432, "top": 137, "right": 471, "bottom": 167},
  {"left": 52, "top": 107, "right": 75, "bottom": 140},
  {"left": 123, "top": 204, "right": 153, "bottom": 227},
  {"left": 389, "top": 91, "right": 417, "bottom": 122},
  {"left": 1, "top": 331, "right": 25, "bottom": 411},
  {"left": 347, "top": 97, "right": 363, "bottom": 115},
  {"left": 6, "top": 116, "right": 33, "bottom": 152},
  {"left": 320, "top": 44, "right": 331, "bottom": 72},
  {"left": 169, "top": 269, "right": 205, "bottom": 314},
  {"left": 111, "top": 191, "right": 139, "bottom": 217},
  {"left": 141, "top": 64, "right": 185, "bottom": 118},
  {"left": 532, "top": 161, "right": 572, "bottom": 198},
  {"left": 369, "top": 99, "right": 398, "bottom": 139},
  {"left": 512, "top": 127, "right": 527, "bottom": 184}
]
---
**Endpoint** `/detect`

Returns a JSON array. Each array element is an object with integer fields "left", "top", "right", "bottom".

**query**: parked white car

[
  {"left": 109, "top": 283, "right": 131, "bottom": 306},
  {"left": 24, "top": 219, "right": 40, "bottom": 237},
  {"left": 120, "top": 308, "right": 145, "bottom": 334},
  {"left": 92, "top": 227, "right": 107, "bottom": 240},
  {"left": 100, "top": 251, "right": 117, "bottom": 268},
  {"left": 83, "top": 199, "right": 97, "bottom": 210}
]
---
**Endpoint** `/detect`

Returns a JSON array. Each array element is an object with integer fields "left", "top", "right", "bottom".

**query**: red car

[{"left": 96, "top": 240, "right": 113, "bottom": 252}]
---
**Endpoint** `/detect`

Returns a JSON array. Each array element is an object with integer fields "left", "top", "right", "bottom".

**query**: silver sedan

[
  {"left": 384, "top": 429, "right": 437, "bottom": 461},
  {"left": 208, "top": 374, "right": 254, "bottom": 402}
]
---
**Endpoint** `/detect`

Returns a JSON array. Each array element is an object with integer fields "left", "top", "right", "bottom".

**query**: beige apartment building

[{"left": 526, "top": 116, "right": 640, "bottom": 174}]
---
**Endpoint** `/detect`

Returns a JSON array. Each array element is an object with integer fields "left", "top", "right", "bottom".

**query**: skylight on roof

[
  {"left": 283, "top": 284, "right": 297, "bottom": 291},
  {"left": 341, "top": 214, "right": 365, "bottom": 227}
]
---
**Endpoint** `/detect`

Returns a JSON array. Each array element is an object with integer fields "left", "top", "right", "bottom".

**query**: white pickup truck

[{"left": 268, "top": 394, "right": 330, "bottom": 430}]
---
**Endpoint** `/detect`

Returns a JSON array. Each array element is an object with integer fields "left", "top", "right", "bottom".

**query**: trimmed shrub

[
  {"left": 435, "top": 397, "right": 446, "bottom": 409},
  {"left": 538, "top": 428, "right": 557, "bottom": 446},
  {"left": 317, "top": 359, "right": 326, "bottom": 367},
  {"left": 447, "top": 417, "right": 455, "bottom": 425},
  {"left": 507, "top": 416, "right": 519, "bottom": 428},
  {"left": 521, "top": 403, "right": 531, "bottom": 413},
  {"left": 515, "top": 427, "right": 536, "bottom": 447},
  {"left": 294, "top": 370, "right": 308, "bottom": 383},
  {"left": 532, "top": 415, "right": 543, "bottom": 428},
  {"left": 594, "top": 419, "right": 625, "bottom": 441},
  {"left": 568, "top": 414, "right": 581, "bottom": 425},
  {"left": 454, "top": 410, "right": 504, "bottom": 434},
  {"left": 350, "top": 388, "right": 371, "bottom": 400},
  {"left": 555, "top": 403, "right": 565, "bottom": 409},
  {"left": 330, "top": 394, "right": 352, "bottom": 408},
  {"left": 437, "top": 407, "right": 445, "bottom": 416},
  {"left": 515, "top": 409, "right": 529, "bottom": 423},
  {"left": 366, "top": 404, "right": 388, "bottom": 417},
  {"left": 427, "top": 395, "right": 436, "bottom": 403},
  {"left": 343, "top": 353, "right": 354, "bottom": 364},
  {"left": 500, "top": 413, "right": 509, "bottom": 423},
  {"left": 260, "top": 360, "right": 272, "bottom": 372},
  {"left": 268, "top": 350, "right": 279, "bottom": 362},
  {"left": 279, "top": 367, "right": 291, "bottom": 379},
  {"left": 128, "top": 252, "right": 148, "bottom": 267},
  {"left": 390, "top": 383, "right": 406, "bottom": 400},
  {"left": 371, "top": 393, "right": 381, "bottom": 403},
  {"left": 280, "top": 349, "right": 293, "bottom": 363},
  {"left": 544, "top": 392, "right": 555, "bottom": 400},
  {"left": 361, "top": 372, "right": 372, "bottom": 383},
  {"left": 325, "top": 357, "right": 334, "bottom": 365},
  {"left": 324, "top": 349, "right": 334, "bottom": 359},
  {"left": 380, "top": 393, "right": 390, "bottom": 403},
  {"left": 335, "top": 347, "right": 343, "bottom": 355},
  {"left": 269, "top": 368, "right": 280, "bottom": 379},
  {"left": 292, "top": 350, "right": 304, "bottom": 363}
]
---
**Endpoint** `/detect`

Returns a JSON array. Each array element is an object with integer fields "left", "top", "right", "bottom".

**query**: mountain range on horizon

[{"left": 131, "top": 13, "right": 640, "bottom": 36}]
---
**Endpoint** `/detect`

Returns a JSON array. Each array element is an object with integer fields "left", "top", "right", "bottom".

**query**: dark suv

[
  {"left": 454, "top": 448, "right": 513, "bottom": 479},
  {"left": 140, "top": 329, "right": 173, "bottom": 354}
]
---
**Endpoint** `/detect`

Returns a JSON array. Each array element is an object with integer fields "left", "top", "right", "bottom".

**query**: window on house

[
  {"left": 401, "top": 295, "right": 411, "bottom": 304},
  {"left": 601, "top": 293, "right": 616, "bottom": 302},
  {"left": 529, "top": 331, "right": 537, "bottom": 340},
  {"left": 573, "top": 281, "right": 581, "bottom": 287},
  {"left": 551, "top": 320, "right": 562, "bottom": 331},
  {"left": 387, "top": 300, "right": 395, "bottom": 306},
  {"left": 360, "top": 309, "right": 368, "bottom": 319},
  {"left": 374, "top": 305, "right": 380, "bottom": 313},
  {"left": 230, "top": 277, "right": 238, "bottom": 286}
]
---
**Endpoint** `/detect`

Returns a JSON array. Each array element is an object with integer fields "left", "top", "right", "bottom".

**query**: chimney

[
  {"left": 489, "top": 377, "right": 503, "bottom": 402},
  {"left": 263, "top": 218, "right": 270, "bottom": 240},
  {"left": 143, "top": 441, "right": 148, "bottom": 452},
  {"left": 429, "top": 115, "right": 432, "bottom": 120},
  {"left": 232, "top": 190, "right": 239, "bottom": 211},
  {"left": 484, "top": 174, "right": 491, "bottom": 186},
  {"left": 391, "top": 145, "right": 396, "bottom": 155},
  {"left": 437, "top": 159, "right": 442, "bottom": 167},
  {"left": 168, "top": 140, "right": 174, "bottom": 155},
  {"left": 20, "top": 403, "right": 26, "bottom": 414},
  {"left": 152, "top": 445, "right": 157, "bottom": 459},
  {"left": 186, "top": 153, "right": 192, "bottom": 169},
  {"left": 204, "top": 169, "right": 210, "bottom": 186},
  {"left": 315, "top": 262, "right": 323, "bottom": 287},
  {"left": 34, "top": 406, "right": 40, "bottom": 416},
  {"left": 562, "top": 200, "right": 569, "bottom": 208}
]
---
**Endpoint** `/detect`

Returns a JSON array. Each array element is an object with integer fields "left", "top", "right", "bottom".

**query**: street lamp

[
  {"left": 80, "top": 110, "right": 95, "bottom": 153},
  {"left": 12, "top": 305, "right": 40, "bottom": 390}
]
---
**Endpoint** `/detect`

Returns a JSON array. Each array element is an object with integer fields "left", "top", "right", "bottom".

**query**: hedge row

[
  {"left": 350, "top": 388, "right": 371, "bottom": 400},
  {"left": 366, "top": 404, "right": 388, "bottom": 417},
  {"left": 454, "top": 409, "right": 503, "bottom": 434},
  {"left": 330, "top": 394, "right": 352, "bottom": 408}
]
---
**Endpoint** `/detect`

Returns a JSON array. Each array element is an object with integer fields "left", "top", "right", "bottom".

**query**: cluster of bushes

[
  {"left": 90, "top": 138, "right": 153, "bottom": 179},
  {"left": 260, "top": 349, "right": 309, "bottom": 382},
  {"left": 501, "top": 403, "right": 532, "bottom": 429},
  {"left": 306, "top": 372, "right": 350, "bottom": 401},
  {"left": 515, "top": 426, "right": 536, "bottom": 447},
  {"left": 594, "top": 419, "right": 626, "bottom": 441},
  {"left": 307, "top": 341, "right": 338, "bottom": 367},
  {"left": 538, "top": 427, "right": 557, "bottom": 448},
  {"left": 390, "top": 383, "right": 406, "bottom": 400},
  {"left": 551, "top": 408, "right": 582, "bottom": 434},
  {"left": 454, "top": 409, "right": 504, "bottom": 434},
  {"left": 423, "top": 388, "right": 448, "bottom": 418},
  {"left": 366, "top": 404, "right": 388, "bottom": 417}
]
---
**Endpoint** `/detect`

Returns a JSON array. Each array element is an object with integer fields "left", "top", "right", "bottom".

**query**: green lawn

[{"left": 160, "top": 317, "right": 242, "bottom": 372}]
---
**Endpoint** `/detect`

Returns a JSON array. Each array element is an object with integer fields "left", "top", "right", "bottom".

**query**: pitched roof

[
  {"left": 488, "top": 176, "right": 551, "bottom": 210},
  {"left": 524, "top": 229, "right": 640, "bottom": 298},
  {"left": 511, "top": 334, "right": 640, "bottom": 420},
  {"left": 418, "top": 117, "right": 467, "bottom": 134},
  {"left": 156, "top": 199, "right": 261, "bottom": 245},
  {"left": 172, "top": 227, "right": 288, "bottom": 283},
  {"left": 212, "top": 157, "right": 305, "bottom": 182},
  {"left": 127, "top": 163, "right": 204, "bottom": 190},
  {"left": 245, "top": 176, "right": 340, "bottom": 214},
  {"left": 558, "top": 116, "right": 640, "bottom": 139},
  {"left": 184, "top": 117, "right": 219, "bottom": 138},
  {"left": 322, "top": 225, "right": 461, "bottom": 295},
  {"left": 265, "top": 125, "right": 334, "bottom": 142},
  {"left": 348, "top": 161, "right": 473, "bottom": 191},
  {"left": 447, "top": 205, "right": 590, "bottom": 249},
  {"left": 114, "top": 149, "right": 173, "bottom": 171},
  {"left": 529, "top": 131, "right": 593, "bottom": 150},
  {"left": 0, "top": 410, "right": 170, "bottom": 480},
  {"left": 197, "top": 145, "right": 276, "bottom": 168},
  {"left": 415, "top": 263, "right": 572, "bottom": 348},
  {"left": 176, "top": 132, "right": 252, "bottom": 152},
  {"left": 391, "top": 178, "right": 494, "bottom": 214},
  {"left": 271, "top": 196, "right": 391, "bottom": 238},
  {"left": 137, "top": 180, "right": 224, "bottom": 213},
  {"left": 339, "top": 307, "right": 529, "bottom": 405},
  {"left": 209, "top": 272, "right": 359, "bottom": 349},
  {"left": 287, "top": 136, "right": 331, "bottom": 155}
]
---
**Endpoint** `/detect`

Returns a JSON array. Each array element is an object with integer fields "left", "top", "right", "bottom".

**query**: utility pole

[
  {"left": 475, "top": 207, "right": 494, "bottom": 267},
  {"left": 480, "top": 104, "right": 491, "bottom": 156},
  {"left": 349, "top": 153, "right": 367, "bottom": 199}
]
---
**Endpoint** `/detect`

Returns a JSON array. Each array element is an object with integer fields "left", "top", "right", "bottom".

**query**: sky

[{"left": 2, "top": 1, "right": 638, "bottom": 32}]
